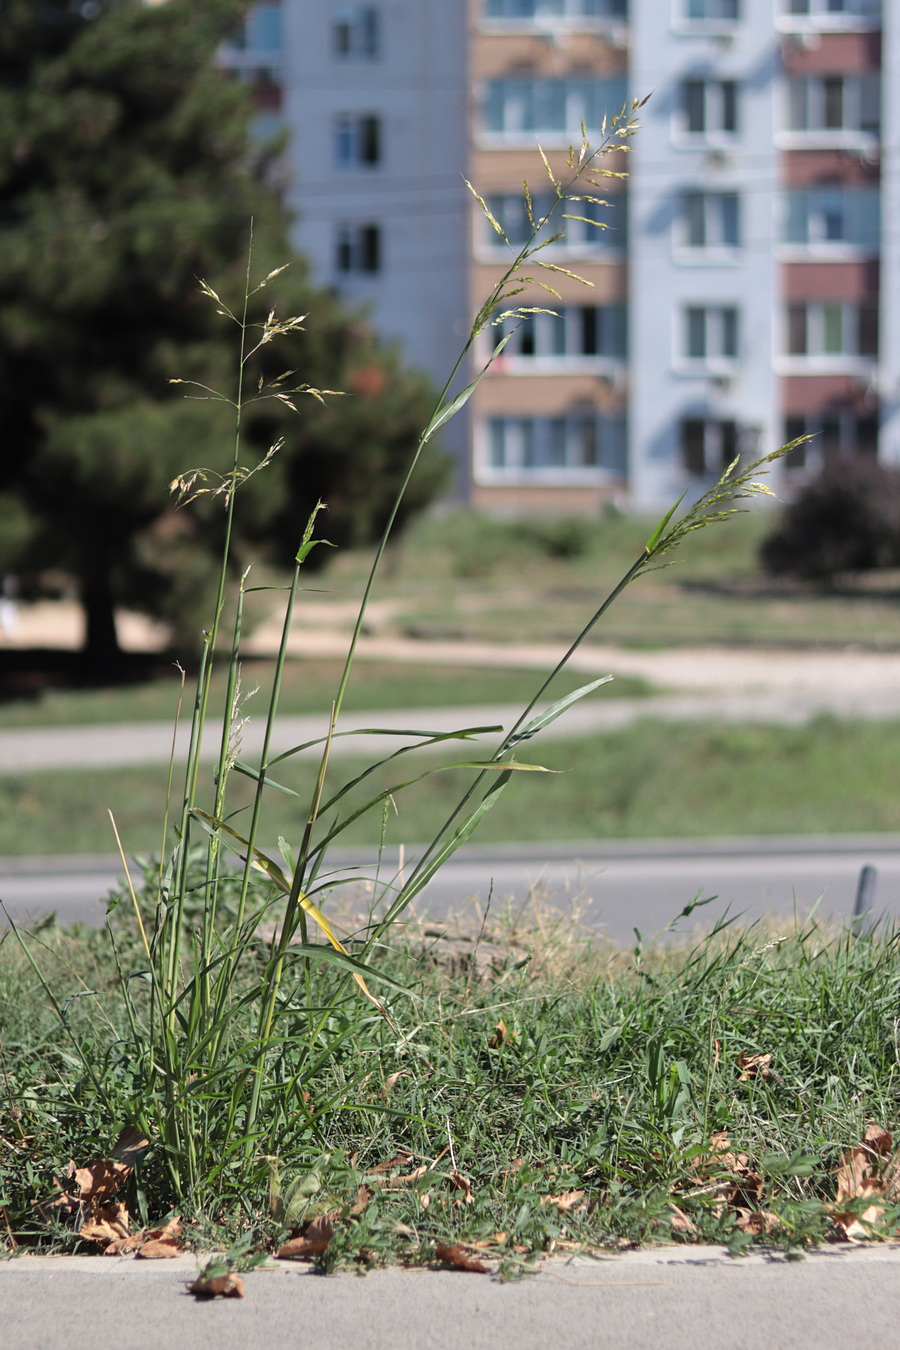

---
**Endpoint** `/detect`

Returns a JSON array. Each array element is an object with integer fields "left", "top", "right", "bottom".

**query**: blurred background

[{"left": 1, "top": 0, "right": 899, "bottom": 898}]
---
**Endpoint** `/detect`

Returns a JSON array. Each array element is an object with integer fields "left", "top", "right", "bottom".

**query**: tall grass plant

[{"left": 5, "top": 109, "right": 800, "bottom": 1219}]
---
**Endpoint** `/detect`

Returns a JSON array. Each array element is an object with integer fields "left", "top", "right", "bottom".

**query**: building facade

[{"left": 222, "top": 0, "right": 893, "bottom": 513}]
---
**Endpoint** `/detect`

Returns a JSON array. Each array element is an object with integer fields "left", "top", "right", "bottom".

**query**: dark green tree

[{"left": 0, "top": 0, "right": 445, "bottom": 665}]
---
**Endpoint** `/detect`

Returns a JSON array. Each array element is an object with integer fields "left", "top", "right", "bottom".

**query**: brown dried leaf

[
  {"left": 350, "top": 1185, "right": 372, "bottom": 1216},
  {"left": 863, "top": 1123, "right": 893, "bottom": 1157},
  {"left": 832, "top": 1181, "right": 888, "bottom": 1242},
  {"left": 541, "top": 1190, "right": 586, "bottom": 1214},
  {"left": 667, "top": 1203, "right": 697, "bottom": 1235},
  {"left": 448, "top": 1170, "right": 475, "bottom": 1206},
  {"left": 73, "top": 1158, "right": 131, "bottom": 1210},
  {"left": 365, "top": 1152, "right": 415, "bottom": 1175},
  {"left": 136, "top": 1219, "right": 183, "bottom": 1260},
  {"left": 277, "top": 1213, "right": 336, "bottom": 1260},
  {"left": 737, "top": 1052, "right": 772, "bottom": 1082},
  {"left": 489, "top": 1020, "right": 510, "bottom": 1048},
  {"left": 736, "top": 1209, "right": 780, "bottom": 1236},
  {"left": 79, "top": 1201, "right": 130, "bottom": 1246},
  {"left": 189, "top": 1271, "right": 245, "bottom": 1298},
  {"left": 434, "top": 1242, "right": 488, "bottom": 1273},
  {"left": 371, "top": 1165, "right": 429, "bottom": 1191},
  {"left": 836, "top": 1148, "right": 872, "bottom": 1205},
  {"left": 110, "top": 1128, "right": 150, "bottom": 1168}
]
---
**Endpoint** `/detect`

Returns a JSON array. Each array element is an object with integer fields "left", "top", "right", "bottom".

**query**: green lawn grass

[
  {"left": 3, "top": 899, "right": 897, "bottom": 1260},
  {"left": 312, "top": 509, "right": 900, "bottom": 650},
  {"left": 2, "top": 715, "right": 898, "bottom": 857}
]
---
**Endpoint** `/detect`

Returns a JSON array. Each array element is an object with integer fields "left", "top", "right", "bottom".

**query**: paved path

[
  {"left": 6, "top": 682, "right": 900, "bottom": 773},
  {"left": 3, "top": 1244, "right": 900, "bottom": 1350}
]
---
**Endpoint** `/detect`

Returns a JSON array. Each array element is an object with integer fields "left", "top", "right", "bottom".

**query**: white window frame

[
  {"left": 779, "top": 300, "right": 879, "bottom": 374},
  {"left": 674, "top": 191, "right": 741, "bottom": 261},
  {"left": 334, "top": 221, "right": 382, "bottom": 275},
  {"left": 778, "top": 74, "right": 880, "bottom": 150},
  {"left": 476, "top": 414, "right": 627, "bottom": 485},
  {"left": 676, "top": 305, "right": 740, "bottom": 372},
  {"left": 332, "top": 5, "right": 380, "bottom": 59},
  {"left": 333, "top": 112, "right": 382, "bottom": 168},
  {"left": 491, "top": 305, "right": 627, "bottom": 372},
  {"left": 777, "top": 187, "right": 880, "bottom": 259},
  {"left": 476, "top": 191, "right": 626, "bottom": 260},
  {"left": 673, "top": 78, "right": 739, "bottom": 146},
  {"left": 480, "top": 0, "right": 628, "bottom": 33},
  {"left": 782, "top": 411, "right": 880, "bottom": 472},
  {"left": 775, "top": 0, "right": 880, "bottom": 36},
  {"left": 222, "top": 2, "right": 284, "bottom": 55},
  {"left": 479, "top": 76, "right": 629, "bottom": 146},
  {"left": 673, "top": 0, "right": 741, "bottom": 36},
  {"left": 679, "top": 417, "right": 741, "bottom": 478}
]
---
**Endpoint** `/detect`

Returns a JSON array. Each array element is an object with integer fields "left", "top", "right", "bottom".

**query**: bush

[{"left": 760, "top": 458, "right": 900, "bottom": 581}]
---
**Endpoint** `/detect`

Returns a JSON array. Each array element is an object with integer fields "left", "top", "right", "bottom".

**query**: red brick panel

[
  {"left": 780, "top": 32, "right": 880, "bottom": 76},
  {"left": 781, "top": 260, "right": 879, "bottom": 301}
]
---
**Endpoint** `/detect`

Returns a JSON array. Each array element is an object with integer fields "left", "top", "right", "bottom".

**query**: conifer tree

[{"left": 0, "top": 0, "right": 444, "bottom": 664}]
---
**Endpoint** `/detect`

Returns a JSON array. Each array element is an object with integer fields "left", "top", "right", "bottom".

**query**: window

[
  {"left": 482, "top": 77, "right": 628, "bottom": 138},
  {"left": 333, "top": 6, "right": 379, "bottom": 58},
  {"left": 334, "top": 114, "right": 381, "bottom": 167},
  {"left": 484, "top": 0, "right": 628, "bottom": 17},
  {"left": 485, "top": 415, "right": 627, "bottom": 477},
  {"left": 683, "top": 306, "right": 739, "bottom": 361},
  {"left": 782, "top": 188, "right": 879, "bottom": 251},
  {"left": 783, "top": 0, "right": 880, "bottom": 16},
  {"left": 226, "top": 2, "right": 283, "bottom": 52},
  {"left": 498, "top": 305, "right": 627, "bottom": 361},
  {"left": 483, "top": 192, "right": 626, "bottom": 253},
  {"left": 786, "top": 301, "right": 878, "bottom": 357},
  {"left": 681, "top": 419, "right": 739, "bottom": 476},
  {"left": 246, "top": 68, "right": 282, "bottom": 111},
  {"left": 680, "top": 192, "right": 740, "bottom": 249},
  {"left": 679, "top": 79, "right": 738, "bottom": 136},
  {"left": 786, "top": 75, "right": 880, "bottom": 134},
  {"left": 783, "top": 413, "right": 878, "bottom": 470},
  {"left": 683, "top": 0, "right": 739, "bottom": 19},
  {"left": 335, "top": 223, "right": 381, "bottom": 273}
]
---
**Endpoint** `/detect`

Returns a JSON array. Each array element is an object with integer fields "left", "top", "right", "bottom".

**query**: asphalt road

[
  {"left": 3, "top": 1245, "right": 900, "bottom": 1350},
  {"left": 2, "top": 834, "right": 898, "bottom": 943}
]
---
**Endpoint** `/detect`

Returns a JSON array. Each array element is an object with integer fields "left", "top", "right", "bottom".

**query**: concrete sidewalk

[{"left": 3, "top": 1244, "right": 900, "bottom": 1350}]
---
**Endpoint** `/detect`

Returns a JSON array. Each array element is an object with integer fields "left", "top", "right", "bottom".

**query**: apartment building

[{"left": 221, "top": 0, "right": 895, "bottom": 513}]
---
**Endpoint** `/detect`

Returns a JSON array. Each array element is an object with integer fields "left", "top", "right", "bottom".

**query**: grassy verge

[
  {"left": 309, "top": 509, "right": 900, "bottom": 650},
  {"left": 3, "top": 902, "right": 898, "bottom": 1263},
  {"left": 0, "top": 659, "right": 653, "bottom": 730},
  {"left": 2, "top": 714, "right": 898, "bottom": 857}
]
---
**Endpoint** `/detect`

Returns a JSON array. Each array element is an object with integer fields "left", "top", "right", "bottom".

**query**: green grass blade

[{"left": 503, "top": 676, "right": 614, "bottom": 748}]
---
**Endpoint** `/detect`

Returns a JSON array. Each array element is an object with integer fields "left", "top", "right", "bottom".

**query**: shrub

[{"left": 760, "top": 458, "right": 900, "bottom": 581}]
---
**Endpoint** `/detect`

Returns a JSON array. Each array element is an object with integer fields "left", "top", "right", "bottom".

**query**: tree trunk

[{"left": 81, "top": 548, "right": 121, "bottom": 668}]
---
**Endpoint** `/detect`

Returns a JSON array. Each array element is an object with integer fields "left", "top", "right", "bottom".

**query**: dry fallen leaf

[
  {"left": 735, "top": 1209, "right": 780, "bottom": 1236},
  {"left": 448, "top": 1170, "right": 474, "bottom": 1206},
  {"left": 829, "top": 1125, "right": 900, "bottom": 1241},
  {"left": 135, "top": 1218, "right": 183, "bottom": 1259},
  {"left": 541, "top": 1190, "right": 586, "bottom": 1214},
  {"left": 737, "top": 1052, "right": 773, "bottom": 1082},
  {"left": 489, "top": 1020, "right": 510, "bottom": 1048},
  {"left": 667, "top": 1203, "right": 697, "bottom": 1235},
  {"left": 189, "top": 1271, "right": 245, "bottom": 1298},
  {"left": 434, "top": 1242, "right": 488, "bottom": 1273},
  {"left": 277, "top": 1213, "right": 336, "bottom": 1260},
  {"left": 80, "top": 1201, "right": 130, "bottom": 1247}
]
